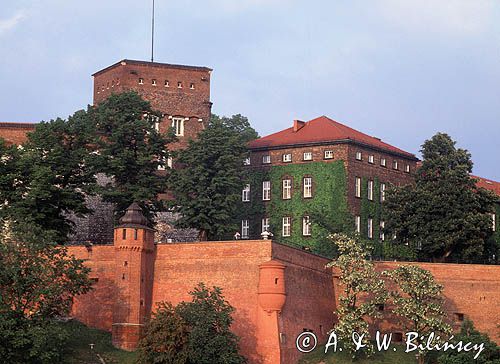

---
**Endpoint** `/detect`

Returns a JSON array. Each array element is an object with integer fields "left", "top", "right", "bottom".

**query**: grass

[
  {"left": 62, "top": 320, "right": 138, "bottom": 364},
  {"left": 298, "top": 344, "right": 419, "bottom": 364}
]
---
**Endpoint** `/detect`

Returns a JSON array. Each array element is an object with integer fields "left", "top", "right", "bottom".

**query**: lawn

[{"left": 62, "top": 320, "right": 138, "bottom": 364}]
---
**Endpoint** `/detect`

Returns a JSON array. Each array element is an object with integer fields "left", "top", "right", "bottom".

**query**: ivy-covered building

[{"left": 239, "top": 116, "right": 419, "bottom": 256}]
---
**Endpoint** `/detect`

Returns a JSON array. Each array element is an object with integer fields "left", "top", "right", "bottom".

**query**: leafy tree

[
  {"left": 0, "top": 222, "right": 92, "bottom": 363},
  {"left": 438, "top": 319, "right": 500, "bottom": 364},
  {"left": 327, "top": 233, "right": 386, "bottom": 355},
  {"left": 210, "top": 114, "right": 259, "bottom": 143},
  {"left": 384, "top": 265, "right": 452, "bottom": 364},
  {"left": 384, "top": 133, "right": 498, "bottom": 262},
  {"left": 136, "top": 302, "right": 190, "bottom": 364},
  {"left": 168, "top": 115, "right": 257, "bottom": 240},
  {"left": 89, "top": 91, "right": 172, "bottom": 221},
  {"left": 177, "top": 283, "right": 247, "bottom": 364}
]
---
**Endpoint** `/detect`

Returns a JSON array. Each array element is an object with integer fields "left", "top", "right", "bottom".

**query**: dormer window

[{"left": 138, "top": 78, "right": 144, "bottom": 85}]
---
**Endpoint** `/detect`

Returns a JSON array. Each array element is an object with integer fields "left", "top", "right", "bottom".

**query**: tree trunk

[{"left": 198, "top": 229, "right": 208, "bottom": 241}]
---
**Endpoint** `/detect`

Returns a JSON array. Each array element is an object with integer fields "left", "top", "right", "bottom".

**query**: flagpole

[{"left": 151, "top": 0, "right": 155, "bottom": 62}]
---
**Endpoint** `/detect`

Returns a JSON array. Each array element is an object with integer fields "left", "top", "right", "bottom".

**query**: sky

[{"left": 1, "top": 0, "right": 499, "bottom": 180}]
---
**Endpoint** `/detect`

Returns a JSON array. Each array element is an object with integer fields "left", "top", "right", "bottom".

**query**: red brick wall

[{"left": 0, "top": 123, "right": 36, "bottom": 146}]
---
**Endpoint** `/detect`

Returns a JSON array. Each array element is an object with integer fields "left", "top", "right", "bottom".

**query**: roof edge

[
  {"left": 0, "top": 122, "right": 37, "bottom": 129},
  {"left": 92, "top": 59, "right": 213, "bottom": 77}
]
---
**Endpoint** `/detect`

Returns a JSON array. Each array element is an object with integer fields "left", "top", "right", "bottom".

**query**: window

[
  {"left": 138, "top": 78, "right": 144, "bottom": 85},
  {"left": 242, "top": 184, "right": 250, "bottom": 202},
  {"left": 368, "top": 155, "right": 374, "bottom": 164},
  {"left": 303, "top": 216, "right": 311, "bottom": 236},
  {"left": 157, "top": 153, "right": 171, "bottom": 171},
  {"left": 355, "top": 177, "right": 361, "bottom": 198},
  {"left": 282, "top": 217, "right": 291, "bottom": 237},
  {"left": 380, "top": 183, "right": 386, "bottom": 202},
  {"left": 167, "top": 157, "right": 173, "bottom": 168},
  {"left": 177, "top": 81, "right": 182, "bottom": 88},
  {"left": 355, "top": 151, "right": 362, "bottom": 160},
  {"left": 172, "top": 117, "right": 184, "bottom": 136},
  {"left": 122, "top": 228, "right": 127, "bottom": 239},
  {"left": 283, "top": 153, "right": 292, "bottom": 162},
  {"left": 454, "top": 313, "right": 465, "bottom": 322},
  {"left": 282, "top": 179, "right": 292, "bottom": 199},
  {"left": 492, "top": 213, "right": 496, "bottom": 232},
  {"left": 355, "top": 216, "right": 361, "bottom": 233},
  {"left": 380, "top": 158, "right": 386, "bottom": 167},
  {"left": 241, "top": 220, "right": 249, "bottom": 238},
  {"left": 367, "top": 180, "right": 374, "bottom": 201},
  {"left": 262, "top": 181, "right": 271, "bottom": 201},
  {"left": 324, "top": 150, "right": 334, "bottom": 159},
  {"left": 380, "top": 221, "right": 385, "bottom": 241},
  {"left": 367, "top": 218, "right": 373, "bottom": 239},
  {"left": 262, "top": 155, "right": 271, "bottom": 164},
  {"left": 303, "top": 152, "right": 313, "bottom": 161},
  {"left": 303, "top": 177, "right": 313, "bottom": 198},
  {"left": 152, "top": 79, "right": 157, "bottom": 86},
  {"left": 405, "top": 164, "right": 410, "bottom": 173},
  {"left": 243, "top": 157, "right": 251, "bottom": 165},
  {"left": 190, "top": 83, "right": 195, "bottom": 89},
  {"left": 164, "top": 80, "right": 169, "bottom": 87},
  {"left": 262, "top": 218, "right": 270, "bottom": 233},
  {"left": 393, "top": 160, "right": 399, "bottom": 170},
  {"left": 134, "top": 229, "right": 138, "bottom": 240}
]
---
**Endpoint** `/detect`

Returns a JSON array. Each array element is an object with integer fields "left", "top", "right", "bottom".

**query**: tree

[
  {"left": 0, "top": 222, "right": 92, "bottom": 363},
  {"left": 327, "top": 233, "right": 386, "bottom": 355},
  {"left": 168, "top": 115, "right": 257, "bottom": 240},
  {"left": 177, "top": 283, "right": 247, "bottom": 364},
  {"left": 210, "top": 114, "right": 259, "bottom": 143},
  {"left": 384, "top": 265, "right": 451, "bottom": 364},
  {"left": 438, "top": 319, "right": 500, "bottom": 364},
  {"left": 136, "top": 302, "right": 190, "bottom": 364},
  {"left": 0, "top": 113, "right": 97, "bottom": 243},
  {"left": 384, "top": 133, "right": 498, "bottom": 262},
  {"left": 89, "top": 91, "right": 172, "bottom": 221}
]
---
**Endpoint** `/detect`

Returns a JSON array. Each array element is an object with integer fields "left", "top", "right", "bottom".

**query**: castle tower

[
  {"left": 257, "top": 260, "right": 287, "bottom": 364},
  {"left": 112, "top": 203, "right": 155, "bottom": 350},
  {"left": 92, "top": 59, "right": 212, "bottom": 150}
]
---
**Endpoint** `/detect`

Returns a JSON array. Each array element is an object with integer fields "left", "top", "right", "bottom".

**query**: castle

[{"left": 1, "top": 59, "right": 499, "bottom": 364}]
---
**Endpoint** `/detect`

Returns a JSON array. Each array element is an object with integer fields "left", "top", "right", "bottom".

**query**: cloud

[
  {"left": 376, "top": 0, "right": 494, "bottom": 36},
  {"left": 0, "top": 10, "right": 26, "bottom": 35}
]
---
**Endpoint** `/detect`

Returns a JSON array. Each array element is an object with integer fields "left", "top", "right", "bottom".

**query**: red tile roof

[
  {"left": 474, "top": 176, "right": 500, "bottom": 197},
  {"left": 248, "top": 116, "right": 416, "bottom": 158}
]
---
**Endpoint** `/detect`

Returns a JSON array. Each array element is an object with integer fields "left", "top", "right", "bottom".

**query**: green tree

[
  {"left": 384, "top": 133, "right": 498, "bottom": 262},
  {"left": 438, "top": 319, "right": 500, "bottom": 364},
  {"left": 90, "top": 91, "right": 172, "bottom": 221},
  {"left": 177, "top": 283, "right": 247, "bottom": 364},
  {"left": 168, "top": 115, "right": 257, "bottom": 240},
  {"left": 136, "top": 302, "right": 190, "bottom": 364},
  {"left": 327, "top": 233, "right": 386, "bottom": 356},
  {"left": 0, "top": 222, "right": 92, "bottom": 363},
  {"left": 210, "top": 114, "right": 259, "bottom": 143},
  {"left": 384, "top": 265, "right": 451, "bottom": 364}
]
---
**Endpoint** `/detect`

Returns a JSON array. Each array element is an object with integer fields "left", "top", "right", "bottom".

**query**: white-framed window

[
  {"left": 177, "top": 81, "right": 182, "bottom": 88},
  {"left": 367, "top": 218, "right": 373, "bottom": 239},
  {"left": 190, "top": 83, "right": 195, "bottom": 89},
  {"left": 282, "top": 179, "right": 292, "bottom": 199},
  {"left": 243, "top": 157, "right": 251, "bottom": 165},
  {"left": 138, "top": 78, "right": 144, "bottom": 85},
  {"left": 283, "top": 153, "right": 292, "bottom": 162},
  {"left": 282, "top": 217, "right": 291, "bottom": 237},
  {"left": 172, "top": 117, "right": 184, "bottom": 136},
  {"left": 241, "top": 220, "right": 249, "bottom": 239},
  {"left": 262, "top": 217, "right": 270, "bottom": 233},
  {"left": 380, "top": 183, "right": 386, "bottom": 202},
  {"left": 368, "top": 180, "right": 374, "bottom": 201},
  {"left": 152, "top": 79, "right": 157, "bottom": 86},
  {"left": 262, "top": 181, "right": 271, "bottom": 201},
  {"left": 393, "top": 160, "right": 399, "bottom": 170},
  {"left": 303, "top": 216, "right": 311, "bottom": 236},
  {"left": 157, "top": 150, "right": 171, "bottom": 171},
  {"left": 303, "top": 177, "right": 312, "bottom": 198},
  {"left": 492, "top": 213, "right": 496, "bottom": 232},
  {"left": 324, "top": 150, "right": 334, "bottom": 159},
  {"left": 405, "top": 164, "right": 410, "bottom": 173},
  {"left": 380, "top": 221, "right": 385, "bottom": 241},
  {"left": 355, "top": 216, "right": 361, "bottom": 233},
  {"left": 262, "top": 155, "right": 271, "bottom": 164},
  {"left": 368, "top": 155, "right": 374, "bottom": 164},
  {"left": 242, "top": 184, "right": 250, "bottom": 202},
  {"left": 380, "top": 158, "right": 386, "bottom": 167},
  {"left": 303, "top": 152, "right": 313, "bottom": 161},
  {"left": 356, "top": 151, "right": 362, "bottom": 160},
  {"left": 164, "top": 80, "right": 169, "bottom": 87},
  {"left": 355, "top": 177, "right": 361, "bottom": 198}
]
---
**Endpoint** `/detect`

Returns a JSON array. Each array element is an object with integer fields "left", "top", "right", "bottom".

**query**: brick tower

[
  {"left": 112, "top": 203, "right": 155, "bottom": 350},
  {"left": 92, "top": 59, "right": 212, "bottom": 149}
]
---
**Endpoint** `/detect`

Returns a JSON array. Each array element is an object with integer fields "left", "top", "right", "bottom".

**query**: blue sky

[{"left": 1, "top": 0, "right": 499, "bottom": 180}]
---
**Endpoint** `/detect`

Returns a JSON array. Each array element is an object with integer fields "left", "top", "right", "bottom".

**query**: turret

[{"left": 258, "top": 260, "right": 286, "bottom": 313}]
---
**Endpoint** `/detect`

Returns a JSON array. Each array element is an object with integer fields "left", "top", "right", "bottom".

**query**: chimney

[{"left": 293, "top": 119, "right": 305, "bottom": 132}]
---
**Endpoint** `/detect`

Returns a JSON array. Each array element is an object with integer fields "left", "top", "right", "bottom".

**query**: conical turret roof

[{"left": 118, "top": 202, "right": 149, "bottom": 228}]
